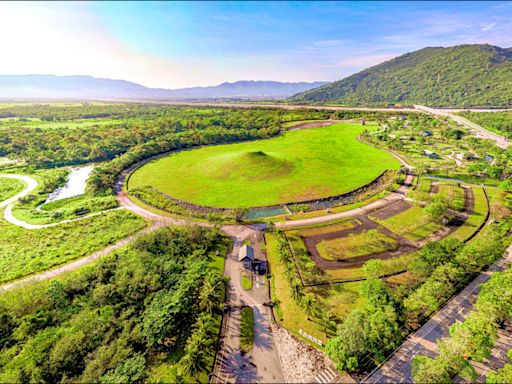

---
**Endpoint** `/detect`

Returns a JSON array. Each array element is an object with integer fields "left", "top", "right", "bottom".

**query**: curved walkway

[
  {"left": 0, "top": 174, "right": 38, "bottom": 208},
  {"left": 0, "top": 174, "right": 128, "bottom": 230},
  {"left": 4, "top": 205, "right": 124, "bottom": 229},
  {"left": 275, "top": 172, "right": 414, "bottom": 229}
]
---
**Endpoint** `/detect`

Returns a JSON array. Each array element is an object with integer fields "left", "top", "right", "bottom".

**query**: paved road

[
  {"left": 365, "top": 244, "right": 512, "bottom": 383},
  {"left": 212, "top": 227, "right": 285, "bottom": 383},
  {"left": 415, "top": 105, "right": 511, "bottom": 149}
]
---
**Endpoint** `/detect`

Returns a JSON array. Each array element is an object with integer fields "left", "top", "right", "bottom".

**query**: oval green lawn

[{"left": 129, "top": 123, "right": 400, "bottom": 208}]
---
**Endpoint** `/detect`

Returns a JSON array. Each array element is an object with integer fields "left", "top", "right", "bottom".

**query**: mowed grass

[
  {"left": 0, "top": 177, "right": 25, "bottom": 202},
  {"left": 317, "top": 230, "right": 398, "bottom": 261},
  {"left": 240, "top": 307, "right": 255, "bottom": 352},
  {"left": 129, "top": 123, "right": 400, "bottom": 208}
]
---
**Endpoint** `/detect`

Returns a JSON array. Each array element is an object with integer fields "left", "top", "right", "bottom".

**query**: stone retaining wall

[{"left": 146, "top": 169, "right": 398, "bottom": 219}]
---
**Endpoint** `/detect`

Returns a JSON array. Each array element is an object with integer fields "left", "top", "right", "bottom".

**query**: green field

[
  {"left": 129, "top": 123, "right": 400, "bottom": 208},
  {"left": 0, "top": 177, "right": 25, "bottom": 202},
  {"left": 0, "top": 209, "right": 147, "bottom": 283},
  {"left": 317, "top": 230, "right": 398, "bottom": 260}
]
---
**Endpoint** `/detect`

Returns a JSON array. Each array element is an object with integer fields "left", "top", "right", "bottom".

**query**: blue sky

[{"left": 1, "top": 1, "right": 511, "bottom": 87}]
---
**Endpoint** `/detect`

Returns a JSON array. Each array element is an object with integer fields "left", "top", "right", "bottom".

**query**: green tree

[
  {"left": 411, "top": 355, "right": 452, "bottom": 384},
  {"left": 362, "top": 259, "right": 385, "bottom": 279},
  {"left": 300, "top": 295, "right": 315, "bottom": 321},
  {"left": 100, "top": 354, "right": 146, "bottom": 384}
]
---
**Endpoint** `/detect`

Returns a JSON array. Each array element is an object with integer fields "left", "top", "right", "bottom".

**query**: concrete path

[
  {"left": 212, "top": 227, "right": 285, "bottom": 383},
  {"left": 0, "top": 174, "right": 38, "bottom": 208},
  {"left": 3, "top": 205, "right": 124, "bottom": 229},
  {"left": 0, "top": 223, "right": 160, "bottom": 292},
  {"left": 365, "top": 244, "right": 512, "bottom": 383}
]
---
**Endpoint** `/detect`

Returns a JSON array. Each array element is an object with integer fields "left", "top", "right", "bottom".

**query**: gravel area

[{"left": 273, "top": 325, "right": 330, "bottom": 383}]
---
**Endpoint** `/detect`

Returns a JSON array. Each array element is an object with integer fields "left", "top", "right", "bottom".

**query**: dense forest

[
  {"left": 0, "top": 226, "right": 228, "bottom": 383},
  {"left": 291, "top": 44, "right": 512, "bottom": 107}
]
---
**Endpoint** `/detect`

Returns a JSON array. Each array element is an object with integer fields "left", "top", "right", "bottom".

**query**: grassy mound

[
  {"left": 203, "top": 150, "right": 293, "bottom": 180},
  {"left": 129, "top": 123, "right": 400, "bottom": 208}
]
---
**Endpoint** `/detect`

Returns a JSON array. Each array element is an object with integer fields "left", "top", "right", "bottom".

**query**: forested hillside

[{"left": 291, "top": 44, "right": 512, "bottom": 107}]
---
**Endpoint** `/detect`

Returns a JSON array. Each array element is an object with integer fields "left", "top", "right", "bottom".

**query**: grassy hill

[{"left": 291, "top": 44, "right": 512, "bottom": 107}]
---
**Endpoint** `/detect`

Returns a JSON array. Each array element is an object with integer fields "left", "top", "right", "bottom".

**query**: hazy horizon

[{"left": 1, "top": 1, "right": 511, "bottom": 88}]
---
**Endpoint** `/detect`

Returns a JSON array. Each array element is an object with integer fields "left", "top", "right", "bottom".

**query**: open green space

[
  {"left": 129, "top": 123, "right": 400, "bottom": 208},
  {"left": 449, "top": 186, "right": 489, "bottom": 241},
  {"left": 317, "top": 230, "right": 398, "bottom": 261},
  {"left": 372, "top": 205, "right": 442, "bottom": 241},
  {"left": 288, "top": 218, "right": 359, "bottom": 237},
  {"left": 0, "top": 177, "right": 25, "bottom": 202},
  {"left": 0, "top": 209, "right": 147, "bottom": 283},
  {"left": 240, "top": 307, "right": 255, "bottom": 352}
]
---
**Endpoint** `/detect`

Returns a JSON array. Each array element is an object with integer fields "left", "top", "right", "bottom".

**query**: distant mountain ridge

[
  {"left": 0, "top": 75, "right": 327, "bottom": 100},
  {"left": 290, "top": 44, "right": 512, "bottom": 107}
]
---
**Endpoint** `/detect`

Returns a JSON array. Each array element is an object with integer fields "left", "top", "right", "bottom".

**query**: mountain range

[
  {"left": 0, "top": 75, "right": 327, "bottom": 100},
  {"left": 291, "top": 44, "right": 512, "bottom": 107}
]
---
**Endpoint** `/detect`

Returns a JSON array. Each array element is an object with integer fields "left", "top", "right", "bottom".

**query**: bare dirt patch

[
  {"left": 288, "top": 121, "right": 337, "bottom": 131},
  {"left": 370, "top": 199, "right": 413, "bottom": 220}
]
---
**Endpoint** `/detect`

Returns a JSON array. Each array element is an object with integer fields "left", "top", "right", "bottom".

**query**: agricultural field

[
  {"left": 129, "top": 123, "right": 400, "bottom": 208},
  {"left": 0, "top": 177, "right": 25, "bottom": 202}
]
